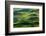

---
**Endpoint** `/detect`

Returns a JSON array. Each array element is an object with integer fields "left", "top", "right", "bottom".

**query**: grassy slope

[{"left": 13, "top": 8, "right": 39, "bottom": 28}]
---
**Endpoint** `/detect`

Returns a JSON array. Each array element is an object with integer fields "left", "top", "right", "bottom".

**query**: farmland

[{"left": 13, "top": 8, "right": 39, "bottom": 28}]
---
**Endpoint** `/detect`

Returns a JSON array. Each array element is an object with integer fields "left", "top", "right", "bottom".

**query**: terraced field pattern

[{"left": 13, "top": 8, "right": 39, "bottom": 28}]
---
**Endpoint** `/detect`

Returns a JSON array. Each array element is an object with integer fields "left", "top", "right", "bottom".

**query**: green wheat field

[{"left": 13, "top": 8, "right": 39, "bottom": 28}]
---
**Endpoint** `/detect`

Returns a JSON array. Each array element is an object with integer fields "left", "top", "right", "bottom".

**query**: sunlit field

[{"left": 13, "top": 8, "right": 39, "bottom": 28}]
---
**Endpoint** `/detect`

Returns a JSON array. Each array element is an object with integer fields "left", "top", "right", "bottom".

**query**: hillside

[{"left": 13, "top": 8, "right": 39, "bottom": 28}]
